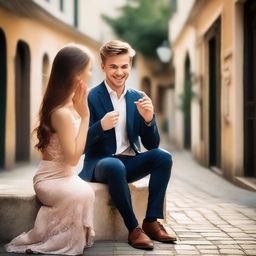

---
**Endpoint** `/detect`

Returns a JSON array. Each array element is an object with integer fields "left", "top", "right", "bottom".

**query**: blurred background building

[
  {"left": 0, "top": 0, "right": 131, "bottom": 169},
  {"left": 169, "top": 0, "right": 256, "bottom": 190},
  {"left": 1, "top": 0, "right": 255, "bottom": 191},
  {"left": 0, "top": 0, "right": 172, "bottom": 171}
]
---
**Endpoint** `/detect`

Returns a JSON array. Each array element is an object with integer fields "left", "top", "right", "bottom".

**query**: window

[
  {"left": 74, "top": 0, "right": 78, "bottom": 27},
  {"left": 171, "top": 0, "right": 177, "bottom": 15},
  {"left": 60, "top": 0, "right": 64, "bottom": 11}
]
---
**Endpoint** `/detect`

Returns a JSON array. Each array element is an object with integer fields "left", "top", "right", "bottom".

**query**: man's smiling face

[{"left": 101, "top": 54, "right": 131, "bottom": 91}]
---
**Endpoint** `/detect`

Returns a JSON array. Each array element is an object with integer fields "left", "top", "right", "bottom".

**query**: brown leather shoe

[
  {"left": 128, "top": 226, "right": 154, "bottom": 250},
  {"left": 142, "top": 221, "right": 177, "bottom": 242}
]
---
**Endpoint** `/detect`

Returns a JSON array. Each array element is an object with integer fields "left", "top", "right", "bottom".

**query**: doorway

[
  {"left": 15, "top": 41, "right": 30, "bottom": 163},
  {"left": 0, "top": 29, "right": 6, "bottom": 169},
  {"left": 205, "top": 19, "right": 221, "bottom": 168},
  {"left": 141, "top": 77, "right": 152, "bottom": 98},
  {"left": 42, "top": 53, "right": 50, "bottom": 93},
  {"left": 244, "top": 0, "right": 256, "bottom": 177},
  {"left": 183, "top": 55, "right": 192, "bottom": 150}
]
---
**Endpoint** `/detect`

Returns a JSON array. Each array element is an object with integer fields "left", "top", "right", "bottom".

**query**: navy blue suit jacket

[{"left": 79, "top": 81, "right": 160, "bottom": 181}]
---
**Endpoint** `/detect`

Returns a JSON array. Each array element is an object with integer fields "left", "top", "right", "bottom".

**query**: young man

[{"left": 79, "top": 40, "right": 176, "bottom": 249}]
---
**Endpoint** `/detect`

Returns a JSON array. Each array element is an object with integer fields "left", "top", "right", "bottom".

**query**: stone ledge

[
  {"left": 0, "top": 194, "right": 41, "bottom": 242},
  {"left": 0, "top": 178, "right": 166, "bottom": 242},
  {"left": 91, "top": 181, "right": 149, "bottom": 240}
]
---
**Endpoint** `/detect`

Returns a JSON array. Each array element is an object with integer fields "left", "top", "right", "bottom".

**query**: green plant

[
  {"left": 102, "top": 0, "right": 172, "bottom": 59},
  {"left": 178, "top": 88, "right": 199, "bottom": 113}
]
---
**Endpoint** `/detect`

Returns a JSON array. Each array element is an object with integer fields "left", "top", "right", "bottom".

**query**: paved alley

[{"left": 1, "top": 145, "right": 256, "bottom": 256}]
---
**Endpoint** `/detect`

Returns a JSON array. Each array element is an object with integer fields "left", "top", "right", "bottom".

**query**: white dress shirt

[{"left": 105, "top": 81, "right": 136, "bottom": 156}]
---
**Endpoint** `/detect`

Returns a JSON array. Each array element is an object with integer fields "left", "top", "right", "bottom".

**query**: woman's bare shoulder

[
  {"left": 51, "top": 107, "right": 73, "bottom": 129},
  {"left": 52, "top": 106, "right": 71, "bottom": 116}
]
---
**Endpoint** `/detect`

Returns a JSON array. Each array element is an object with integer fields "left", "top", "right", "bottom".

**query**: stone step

[{"left": 0, "top": 178, "right": 165, "bottom": 242}]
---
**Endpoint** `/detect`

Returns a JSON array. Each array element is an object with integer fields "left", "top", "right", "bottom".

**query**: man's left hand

[{"left": 134, "top": 91, "right": 154, "bottom": 123}]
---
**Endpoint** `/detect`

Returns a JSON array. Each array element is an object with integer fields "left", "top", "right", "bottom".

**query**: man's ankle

[
  {"left": 128, "top": 224, "right": 139, "bottom": 233},
  {"left": 143, "top": 217, "right": 157, "bottom": 223}
]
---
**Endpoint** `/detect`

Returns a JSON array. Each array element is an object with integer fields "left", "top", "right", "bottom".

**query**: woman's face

[{"left": 80, "top": 61, "right": 92, "bottom": 85}]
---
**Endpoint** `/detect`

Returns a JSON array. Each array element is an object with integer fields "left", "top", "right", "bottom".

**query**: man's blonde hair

[{"left": 100, "top": 40, "right": 136, "bottom": 63}]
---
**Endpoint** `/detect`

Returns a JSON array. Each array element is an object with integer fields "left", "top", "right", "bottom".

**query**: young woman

[{"left": 5, "top": 44, "right": 95, "bottom": 255}]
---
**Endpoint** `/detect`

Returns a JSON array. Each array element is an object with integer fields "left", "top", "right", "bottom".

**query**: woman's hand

[{"left": 72, "top": 80, "right": 89, "bottom": 119}]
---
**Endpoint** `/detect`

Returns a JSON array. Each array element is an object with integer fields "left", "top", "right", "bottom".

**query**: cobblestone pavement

[{"left": 1, "top": 145, "right": 256, "bottom": 256}]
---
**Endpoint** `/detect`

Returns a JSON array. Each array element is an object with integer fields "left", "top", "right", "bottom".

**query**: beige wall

[
  {"left": 194, "top": 0, "right": 244, "bottom": 179},
  {"left": 33, "top": 0, "right": 75, "bottom": 26},
  {"left": 170, "top": 0, "right": 246, "bottom": 180},
  {"left": 169, "top": 0, "right": 196, "bottom": 43},
  {"left": 136, "top": 54, "right": 174, "bottom": 138},
  {"left": 172, "top": 26, "right": 198, "bottom": 152},
  {"left": 79, "top": 0, "right": 127, "bottom": 43},
  {"left": 0, "top": 6, "right": 101, "bottom": 169}
]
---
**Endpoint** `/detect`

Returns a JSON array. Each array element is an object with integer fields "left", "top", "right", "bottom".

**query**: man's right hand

[{"left": 101, "top": 110, "right": 119, "bottom": 131}]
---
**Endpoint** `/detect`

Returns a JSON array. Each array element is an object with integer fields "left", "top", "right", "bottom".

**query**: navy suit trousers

[{"left": 92, "top": 148, "right": 172, "bottom": 231}]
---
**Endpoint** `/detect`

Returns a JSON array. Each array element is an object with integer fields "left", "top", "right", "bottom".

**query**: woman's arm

[
  {"left": 51, "top": 109, "right": 89, "bottom": 166},
  {"left": 51, "top": 82, "right": 89, "bottom": 166}
]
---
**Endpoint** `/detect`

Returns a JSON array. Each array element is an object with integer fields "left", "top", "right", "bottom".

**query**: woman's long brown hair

[{"left": 34, "top": 44, "right": 91, "bottom": 152}]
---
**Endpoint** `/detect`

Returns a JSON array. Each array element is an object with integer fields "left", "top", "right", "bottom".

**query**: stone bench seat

[{"left": 0, "top": 177, "right": 166, "bottom": 242}]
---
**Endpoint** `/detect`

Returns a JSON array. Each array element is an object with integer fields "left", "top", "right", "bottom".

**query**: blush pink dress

[{"left": 5, "top": 115, "right": 95, "bottom": 255}]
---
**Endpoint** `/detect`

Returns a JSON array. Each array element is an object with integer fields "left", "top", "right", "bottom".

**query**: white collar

[{"left": 104, "top": 80, "right": 127, "bottom": 97}]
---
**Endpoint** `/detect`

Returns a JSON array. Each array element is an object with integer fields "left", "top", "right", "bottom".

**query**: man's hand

[
  {"left": 101, "top": 110, "right": 119, "bottom": 131},
  {"left": 134, "top": 92, "right": 154, "bottom": 123}
]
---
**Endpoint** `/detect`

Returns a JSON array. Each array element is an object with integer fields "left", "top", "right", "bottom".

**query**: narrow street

[
  {"left": 1, "top": 142, "right": 255, "bottom": 256},
  {"left": 0, "top": 1, "right": 256, "bottom": 255},
  {"left": 84, "top": 144, "right": 256, "bottom": 256},
  {"left": 164, "top": 147, "right": 256, "bottom": 256}
]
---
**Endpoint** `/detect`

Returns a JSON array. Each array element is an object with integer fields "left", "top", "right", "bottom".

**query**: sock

[{"left": 143, "top": 217, "right": 157, "bottom": 223}]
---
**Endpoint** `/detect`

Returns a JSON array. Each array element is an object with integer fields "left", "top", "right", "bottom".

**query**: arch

[
  {"left": 141, "top": 77, "right": 151, "bottom": 98},
  {"left": 0, "top": 29, "right": 7, "bottom": 168},
  {"left": 15, "top": 40, "right": 31, "bottom": 163},
  {"left": 42, "top": 53, "right": 50, "bottom": 93}
]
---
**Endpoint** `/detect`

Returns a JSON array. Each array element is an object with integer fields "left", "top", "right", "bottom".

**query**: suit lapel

[
  {"left": 97, "top": 82, "right": 116, "bottom": 153},
  {"left": 97, "top": 82, "right": 114, "bottom": 113},
  {"left": 126, "top": 89, "right": 135, "bottom": 142}
]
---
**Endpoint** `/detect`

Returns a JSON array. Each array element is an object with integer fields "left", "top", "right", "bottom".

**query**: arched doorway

[
  {"left": 42, "top": 53, "right": 50, "bottom": 93},
  {"left": 141, "top": 77, "right": 151, "bottom": 98},
  {"left": 205, "top": 19, "right": 221, "bottom": 168},
  {"left": 0, "top": 29, "right": 7, "bottom": 169},
  {"left": 183, "top": 54, "right": 192, "bottom": 149},
  {"left": 15, "top": 41, "right": 30, "bottom": 163}
]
